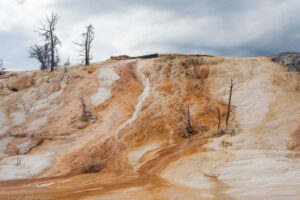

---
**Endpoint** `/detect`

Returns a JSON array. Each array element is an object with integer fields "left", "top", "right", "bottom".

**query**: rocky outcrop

[
  {"left": 110, "top": 53, "right": 159, "bottom": 60},
  {"left": 110, "top": 55, "right": 130, "bottom": 60},
  {"left": 270, "top": 52, "right": 300, "bottom": 72}
]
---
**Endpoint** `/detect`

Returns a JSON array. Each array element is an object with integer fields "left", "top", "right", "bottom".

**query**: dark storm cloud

[
  {"left": 1, "top": 0, "right": 300, "bottom": 70},
  {"left": 54, "top": 0, "right": 256, "bottom": 16},
  {"left": 44, "top": 0, "right": 300, "bottom": 57}
]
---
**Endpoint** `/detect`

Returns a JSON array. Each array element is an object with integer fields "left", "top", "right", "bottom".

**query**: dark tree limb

[
  {"left": 225, "top": 79, "right": 235, "bottom": 130},
  {"left": 217, "top": 107, "right": 221, "bottom": 131}
]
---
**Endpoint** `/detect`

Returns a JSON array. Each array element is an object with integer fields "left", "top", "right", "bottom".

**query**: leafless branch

[{"left": 29, "top": 44, "right": 50, "bottom": 70}]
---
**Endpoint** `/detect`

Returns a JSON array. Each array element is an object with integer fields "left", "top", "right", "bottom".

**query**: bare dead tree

[
  {"left": 74, "top": 24, "right": 94, "bottom": 66},
  {"left": 29, "top": 44, "right": 50, "bottom": 70},
  {"left": 183, "top": 106, "right": 195, "bottom": 136},
  {"left": 80, "top": 97, "right": 87, "bottom": 119},
  {"left": 217, "top": 107, "right": 221, "bottom": 131},
  {"left": 35, "top": 12, "right": 61, "bottom": 72},
  {"left": 0, "top": 58, "right": 5, "bottom": 75},
  {"left": 79, "top": 97, "right": 98, "bottom": 123},
  {"left": 225, "top": 79, "right": 235, "bottom": 130}
]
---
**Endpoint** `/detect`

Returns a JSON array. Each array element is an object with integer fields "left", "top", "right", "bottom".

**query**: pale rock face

[
  {"left": 0, "top": 137, "right": 14, "bottom": 157},
  {"left": 25, "top": 117, "right": 47, "bottom": 132},
  {"left": 0, "top": 152, "right": 53, "bottom": 180},
  {"left": 0, "top": 126, "right": 9, "bottom": 136},
  {"left": 17, "top": 139, "right": 32, "bottom": 155},
  {"left": 91, "top": 66, "right": 120, "bottom": 106},
  {"left": 128, "top": 143, "right": 161, "bottom": 165},
  {"left": 91, "top": 87, "right": 112, "bottom": 106},
  {"left": 10, "top": 111, "right": 26, "bottom": 125},
  {"left": 0, "top": 110, "right": 9, "bottom": 135},
  {"left": 162, "top": 154, "right": 212, "bottom": 190},
  {"left": 29, "top": 87, "right": 63, "bottom": 113},
  {"left": 0, "top": 56, "right": 299, "bottom": 200}
]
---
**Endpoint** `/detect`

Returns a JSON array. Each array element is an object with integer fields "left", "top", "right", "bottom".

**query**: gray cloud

[{"left": 1, "top": 0, "right": 300, "bottom": 70}]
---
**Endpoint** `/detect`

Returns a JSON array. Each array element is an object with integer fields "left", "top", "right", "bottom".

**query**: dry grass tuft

[
  {"left": 193, "top": 65, "right": 210, "bottom": 79},
  {"left": 81, "top": 65, "right": 97, "bottom": 74}
]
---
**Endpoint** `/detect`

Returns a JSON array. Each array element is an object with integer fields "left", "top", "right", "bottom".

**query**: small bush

[
  {"left": 193, "top": 65, "right": 210, "bottom": 79},
  {"left": 82, "top": 163, "right": 101, "bottom": 173},
  {"left": 217, "top": 130, "right": 226, "bottom": 137},
  {"left": 80, "top": 97, "right": 97, "bottom": 123},
  {"left": 215, "top": 128, "right": 236, "bottom": 137}
]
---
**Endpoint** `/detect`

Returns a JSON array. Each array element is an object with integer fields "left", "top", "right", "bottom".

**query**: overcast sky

[{"left": 1, "top": 0, "right": 300, "bottom": 70}]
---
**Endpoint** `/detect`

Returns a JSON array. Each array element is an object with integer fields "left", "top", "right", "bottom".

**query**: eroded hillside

[{"left": 0, "top": 55, "right": 299, "bottom": 200}]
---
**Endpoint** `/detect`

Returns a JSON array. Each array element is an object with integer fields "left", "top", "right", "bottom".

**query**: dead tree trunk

[
  {"left": 217, "top": 107, "right": 221, "bottom": 131},
  {"left": 184, "top": 106, "right": 194, "bottom": 136},
  {"left": 80, "top": 97, "right": 87, "bottom": 119},
  {"left": 225, "top": 79, "right": 234, "bottom": 130},
  {"left": 50, "top": 32, "right": 55, "bottom": 72},
  {"left": 74, "top": 24, "right": 94, "bottom": 66},
  {"left": 85, "top": 42, "right": 89, "bottom": 66}
]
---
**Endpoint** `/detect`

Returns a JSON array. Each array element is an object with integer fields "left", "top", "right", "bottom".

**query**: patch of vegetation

[
  {"left": 80, "top": 97, "right": 97, "bottom": 123},
  {"left": 82, "top": 162, "right": 101, "bottom": 173}
]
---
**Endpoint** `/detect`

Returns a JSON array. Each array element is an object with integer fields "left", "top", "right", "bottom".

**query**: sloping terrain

[{"left": 0, "top": 55, "right": 299, "bottom": 199}]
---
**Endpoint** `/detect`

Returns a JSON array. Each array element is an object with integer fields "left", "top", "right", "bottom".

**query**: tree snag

[
  {"left": 225, "top": 79, "right": 235, "bottom": 130},
  {"left": 80, "top": 97, "right": 87, "bottom": 120},
  {"left": 217, "top": 107, "right": 221, "bottom": 131},
  {"left": 74, "top": 24, "right": 94, "bottom": 66},
  {"left": 184, "top": 106, "right": 195, "bottom": 136},
  {"left": 34, "top": 12, "right": 61, "bottom": 72},
  {"left": 29, "top": 44, "right": 50, "bottom": 70}
]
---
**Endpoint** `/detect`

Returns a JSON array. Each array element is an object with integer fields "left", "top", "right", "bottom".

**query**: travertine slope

[{"left": 0, "top": 55, "right": 299, "bottom": 199}]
